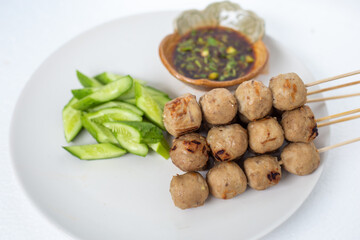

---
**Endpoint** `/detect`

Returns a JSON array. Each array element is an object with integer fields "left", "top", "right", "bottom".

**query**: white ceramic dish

[{"left": 10, "top": 11, "right": 329, "bottom": 240}]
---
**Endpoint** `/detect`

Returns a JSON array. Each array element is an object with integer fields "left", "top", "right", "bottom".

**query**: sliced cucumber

[
  {"left": 63, "top": 143, "right": 126, "bottom": 160},
  {"left": 144, "top": 86, "right": 169, "bottom": 97},
  {"left": 71, "top": 87, "right": 99, "bottom": 100},
  {"left": 135, "top": 82, "right": 165, "bottom": 130},
  {"left": 85, "top": 107, "right": 142, "bottom": 124},
  {"left": 72, "top": 76, "right": 133, "bottom": 110},
  {"left": 122, "top": 98, "right": 136, "bottom": 105},
  {"left": 88, "top": 101, "right": 144, "bottom": 116},
  {"left": 95, "top": 72, "right": 146, "bottom": 85},
  {"left": 81, "top": 115, "right": 118, "bottom": 144},
  {"left": 76, "top": 70, "right": 103, "bottom": 87},
  {"left": 62, "top": 97, "right": 83, "bottom": 142},
  {"left": 103, "top": 122, "right": 148, "bottom": 156},
  {"left": 148, "top": 137, "right": 170, "bottom": 159},
  {"left": 94, "top": 72, "right": 122, "bottom": 84},
  {"left": 152, "top": 94, "right": 171, "bottom": 109},
  {"left": 105, "top": 121, "right": 163, "bottom": 143}
]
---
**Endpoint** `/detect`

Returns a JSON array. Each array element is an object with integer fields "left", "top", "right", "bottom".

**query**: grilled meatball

[
  {"left": 281, "top": 105, "right": 318, "bottom": 143},
  {"left": 235, "top": 80, "right": 273, "bottom": 121},
  {"left": 170, "top": 133, "right": 209, "bottom": 172},
  {"left": 199, "top": 88, "right": 237, "bottom": 125},
  {"left": 244, "top": 155, "right": 281, "bottom": 190},
  {"left": 248, "top": 117, "right": 284, "bottom": 154},
  {"left": 163, "top": 93, "right": 202, "bottom": 137},
  {"left": 281, "top": 142, "right": 320, "bottom": 176},
  {"left": 269, "top": 73, "right": 307, "bottom": 111},
  {"left": 206, "top": 162, "right": 247, "bottom": 199},
  {"left": 206, "top": 124, "right": 248, "bottom": 162},
  {"left": 170, "top": 172, "right": 209, "bottom": 209}
]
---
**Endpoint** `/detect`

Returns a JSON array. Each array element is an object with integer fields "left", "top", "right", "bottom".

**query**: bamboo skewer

[
  {"left": 305, "top": 69, "right": 360, "bottom": 87},
  {"left": 315, "top": 108, "right": 360, "bottom": 122},
  {"left": 307, "top": 80, "right": 360, "bottom": 96},
  {"left": 317, "top": 114, "right": 360, "bottom": 128},
  {"left": 277, "top": 137, "right": 360, "bottom": 163},
  {"left": 318, "top": 137, "right": 360, "bottom": 153},
  {"left": 307, "top": 93, "right": 360, "bottom": 103}
]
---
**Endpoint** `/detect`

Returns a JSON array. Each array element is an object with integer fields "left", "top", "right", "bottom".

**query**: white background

[{"left": 1, "top": 0, "right": 360, "bottom": 239}]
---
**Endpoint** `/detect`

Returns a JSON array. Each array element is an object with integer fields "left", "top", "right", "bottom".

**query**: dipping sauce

[{"left": 173, "top": 27, "right": 255, "bottom": 81}]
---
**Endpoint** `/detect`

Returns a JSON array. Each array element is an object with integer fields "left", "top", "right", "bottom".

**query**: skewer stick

[
  {"left": 318, "top": 137, "right": 360, "bottom": 153},
  {"left": 316, "top": 108, "right": 360, "bottom": 122},
  {"left": 305, "top": 69, "right": 360, "bottom": 87},
  {"left": 317, "top": 114, "right": 360, "bottom": 128},
  {"left": 307, "top": 93, "right": 360, "bottom": 103},
  {"left": 307, "top": 80, "right": 360, "bottom": 96}
]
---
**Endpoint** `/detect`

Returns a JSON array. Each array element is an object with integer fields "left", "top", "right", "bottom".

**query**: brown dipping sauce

[{"left": 173, "top": 26, "right": 255, "bottom": 81}]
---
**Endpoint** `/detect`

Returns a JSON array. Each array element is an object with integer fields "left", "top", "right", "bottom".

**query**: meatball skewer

[
  {"left": 269, "top": 70, "right": 360, "bottom": 112},
  {"left": 247, "top": 117, "right": 284, "bottom": 154},
  {"left": 163, "top": 93, "right": 202, "bottom": 137},
  {"left": 170, "top": 133, "right": 210, "bottom": 172},
  {"left": 243, "top": 155, "right": 281, "bottom": 191},
  {"left": 235, "top": 80, "right": 273, "bottom": 121},
  {"left": 206, "top": 162, "right": 247, "bottom": 199},
  {"left": 243, "top": 137, "right": 360, "bottom": 191},
  {"left": 280, "top": 137, "right": 360, "bottom": 176},
  {"left": 170, "top": 172, "right": 209, "bottom": 209},
  {"left": 199, "top": 88, "right": 238, "bottom": 125},
  {"left": 207, "top": 124, "right": 248, "bottom": 162},
  {"left": 281, "top": 106, "right": 360, "bottom": 143}
]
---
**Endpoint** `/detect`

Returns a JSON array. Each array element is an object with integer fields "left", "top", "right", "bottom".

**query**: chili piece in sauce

[{"left": 173, "top": 27, "right": 255, "bottom": 81}]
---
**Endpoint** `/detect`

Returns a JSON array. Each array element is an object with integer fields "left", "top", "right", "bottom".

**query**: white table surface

[{"left": 2, "top": 0, "right": 360, "bottom": 239}]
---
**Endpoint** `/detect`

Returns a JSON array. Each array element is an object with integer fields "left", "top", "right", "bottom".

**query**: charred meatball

[
  {"left": 281, "top": 142, "right": 320, "bottom": 176},
  {"left": 281, "top": 105, "right": 318, "bottom": 143},
  {"left": 244, "top": 155, "right": 281, "bottom": 190},
  {"left": 269, "top": 73, "right": 307, "bottom": 111},
  {"left": 170, "top": 133, "right": 210, "bottom": 172},
  {"left": 235, "top": 80, "right": 273, "bottom": 121},
  {"left": 206, "top": 124, "right": 248, "bottom": 162},
  {"left": 170, "top": 172, "right": 209, "bottom": 209},
  {"left": 163, "top": 93, "right": 202, "bottom": 137},
  {"left": 248, "top": 117, "right": 284, "bottom": 154},
  {"left": 199, "top": 88, "right": 237, "bottom": 125},
  {"left": 206, "top": 162, "right": 247, "bottom": 199}
]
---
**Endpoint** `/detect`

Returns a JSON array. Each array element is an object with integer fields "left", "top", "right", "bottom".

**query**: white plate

[{"left": 10, "top": 11, "right": 329, "bottom": 240}]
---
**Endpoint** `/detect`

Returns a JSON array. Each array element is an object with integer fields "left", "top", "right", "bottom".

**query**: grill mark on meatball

[
  {"left": 221, "top": 190, "right": 235, "bottom": 199},
  {"left": 214, "top": 150, "right": 231, "bottom": 161},
  {"left": 214, "top": 154, "right": 222, "bottom": 161},
  {"left": 267, "top": 172, "right": 280, "bottom": 182},
  {"left": 202, "top": 146, "right": 207, "bottom": 154},
  {"left": 186, "top": 148, "right": 194, "bottom": 153},
  {"left": 309, "top": 125, "right": 319, "bottom": 141},
  {"left": 171, "top": 145, "right": 177, "bottom": 151},
  {"left": 291, "top": 84, "right": 297, "bottom": 101},
  {"left": 216, "top": 150, "right": 225, "bottom": 155},
  {"left": 168, "top": 98, "right": 190, "bottom": 118},
  {"left": 254, "top": 81, "right": 261, "bottom": 96},
  {"left": 175, "top": 126, "right": 199, "bottom": 135},
  {"left": 191, "top": 140, "right": 201, "bottom": 145},
  {"left": 284, "top": 79, "right": 291, "bottom": 88},
  {"left": 261, "top": 137, "right": 276, "bottom": 144}
]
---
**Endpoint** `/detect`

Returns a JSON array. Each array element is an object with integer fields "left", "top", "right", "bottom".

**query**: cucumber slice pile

[
  {"left": 64, "top": 143, "right": 126, "bottom": 160},
  {"left": 62, "top": 70, "right": 171, "bottom": 160},
  {"left": 62, "top": 97, "right": 82, "bottom": 142}
]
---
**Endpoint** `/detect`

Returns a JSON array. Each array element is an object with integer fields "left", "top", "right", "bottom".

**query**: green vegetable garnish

[{"left": 63, "top": 71, "right": 172, "bottom": 160}]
